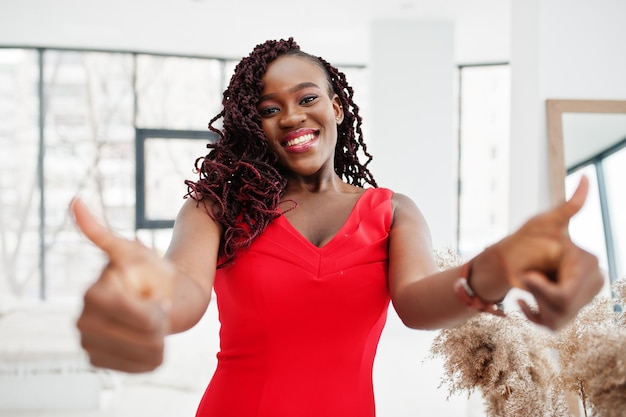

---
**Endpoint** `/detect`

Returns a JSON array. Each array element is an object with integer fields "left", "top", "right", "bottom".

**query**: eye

[
  {"left": 300, "top": 95, "right": 318, "bottom": 105},
  {"left": 259, "top": 106, "right": 279, "bottom": 117}
]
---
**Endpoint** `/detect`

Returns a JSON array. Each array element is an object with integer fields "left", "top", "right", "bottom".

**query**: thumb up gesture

[
  {"left": 493, "top": 176, "right": 604, "bottom": 330},
  {"left": 70, "top": 198, "right": 175, "bottom": 373}
]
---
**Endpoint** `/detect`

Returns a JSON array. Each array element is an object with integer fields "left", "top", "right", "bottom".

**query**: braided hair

[{"left": 185, "top": 38, "right": 377, "bottom": 262}]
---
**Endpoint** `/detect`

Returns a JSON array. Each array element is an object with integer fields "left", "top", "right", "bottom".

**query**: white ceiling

[{"left": 1, "top": 0, "right": 510, "bottom": 65}]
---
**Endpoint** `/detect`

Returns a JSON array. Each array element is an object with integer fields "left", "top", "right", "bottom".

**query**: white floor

[
  {"left": 0, "top": 385, "right": 201, "bottom": 417},
  {"left": 0, "top": 297, "right": 478, "bottom": 417}
]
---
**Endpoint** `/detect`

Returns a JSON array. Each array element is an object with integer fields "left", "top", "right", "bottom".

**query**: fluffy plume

[
  {"left": 430, "top": 312, "right": 568, "bottom": 417},
  {"left": 553, "top": 277, "right": 626, "bottom": 417}
]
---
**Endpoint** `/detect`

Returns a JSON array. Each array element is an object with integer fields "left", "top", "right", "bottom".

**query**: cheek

[
  {"left": 260, "top": 121, "right": 274, "bottom": 142},
  {"left": 260, "top": 119, "right": 270, "bottom": 136},
  {"left": 327, "top": 113, "right": 340, "bottom": 138},
  {"left": 260, "top": 121, "right": 281, "bottom": 150}
]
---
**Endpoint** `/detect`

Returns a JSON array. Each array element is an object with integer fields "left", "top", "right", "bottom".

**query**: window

[
  {"left": 566, "top": 141, "right": 626, "bottom": 283},
  {"left": 0, "top": 48, "right": 228, "bottom": 299},
  {"left": 457, "top": 64, "right": 510, "bottom": 258}
]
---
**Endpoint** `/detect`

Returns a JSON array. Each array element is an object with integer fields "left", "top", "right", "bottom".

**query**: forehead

[{"left": 262, "top": 55, "right": 328, "bottom": 88}]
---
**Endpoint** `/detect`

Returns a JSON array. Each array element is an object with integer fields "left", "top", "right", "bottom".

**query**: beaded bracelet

[{"left": 453, "top": 260, "right": 506, "bottom": 317}]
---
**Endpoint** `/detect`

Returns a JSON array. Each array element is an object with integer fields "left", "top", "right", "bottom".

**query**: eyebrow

[{"left": 258, "top": 82, "right": 321, "bottom": 103}]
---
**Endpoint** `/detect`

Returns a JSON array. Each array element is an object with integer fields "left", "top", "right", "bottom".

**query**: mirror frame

[{"left": 546, "top": 99, "right": 626, "bottom": 206}]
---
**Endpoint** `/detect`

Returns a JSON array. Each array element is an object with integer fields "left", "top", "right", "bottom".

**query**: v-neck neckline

[{"left": 277, "top": 188, "right": 372, "bottom": 250}]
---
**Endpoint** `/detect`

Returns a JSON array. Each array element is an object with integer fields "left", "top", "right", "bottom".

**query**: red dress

[{"left": 196, "top": 188, "right": 393, "bottom": 417}]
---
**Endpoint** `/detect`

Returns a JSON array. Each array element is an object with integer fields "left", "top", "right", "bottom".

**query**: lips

[{"left": 281, "top": 129, "right": 318, "bottom": 151}]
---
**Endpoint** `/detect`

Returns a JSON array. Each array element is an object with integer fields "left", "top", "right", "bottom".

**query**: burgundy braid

[{"left": 185, "top": 38, "right": 377, "bottom": 264}]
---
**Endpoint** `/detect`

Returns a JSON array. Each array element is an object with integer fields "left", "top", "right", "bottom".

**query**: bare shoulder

[
  {"left": 167, "top": 197, "right": 223, "bottom": 258},
  {"left": 175, "top": 196, "right": 222, "bottom": 231},
  {"left": 389, "top": 191, "right": 433, "bottom": 251},
  {"left": 390, "top": 191, "right": 416, "bottom": 207},
  {"left": 390, "top": 192, "right": 427, "bottom": 225}
]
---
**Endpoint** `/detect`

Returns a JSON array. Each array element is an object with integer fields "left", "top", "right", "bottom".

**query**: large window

[
  {"left": 0, "top": 48, "right": 231, "bottom": 300},
  {"left": 457, "top": 64, "right": 511, "bottom": 258}
]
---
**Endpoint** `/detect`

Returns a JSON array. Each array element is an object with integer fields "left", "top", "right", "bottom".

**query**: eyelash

[
  {"left": 260, "top": 107, "right": 279, "bottom": 116},
  {"left": 260, "top": 95, "right": 319, "bottom": 116},
  {"left": 300, "top": 95, "right": 317, "bottom": 105}
]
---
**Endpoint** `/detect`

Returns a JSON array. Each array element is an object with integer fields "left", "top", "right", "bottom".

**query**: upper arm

[
  {"left": 164, "top": 197, "right": 222, "bottom": 316},
  {"left": 388, "top": 193, "right": 439, "bottom": 303}
]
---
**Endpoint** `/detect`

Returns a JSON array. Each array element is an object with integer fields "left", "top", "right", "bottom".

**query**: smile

[{"left": 283, "top": 132, "right": 316, "bottom": 148}]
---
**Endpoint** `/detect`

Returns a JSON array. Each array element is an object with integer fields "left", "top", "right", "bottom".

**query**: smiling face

[{"left": 257, "top": 54, "right": 344, "bottom": 180}]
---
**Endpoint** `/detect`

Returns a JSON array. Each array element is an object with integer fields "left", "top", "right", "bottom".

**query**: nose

[{"left": 278, "top": 105, "right": 305, "bottom": 129}]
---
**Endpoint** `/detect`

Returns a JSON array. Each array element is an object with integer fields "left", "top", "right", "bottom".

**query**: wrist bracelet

[{"left": 453, "top": 260, "right": 506, "bottom": 317}]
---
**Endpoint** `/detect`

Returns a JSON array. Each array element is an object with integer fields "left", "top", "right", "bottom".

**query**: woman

[{"left": 71, "top": 38, "right": 603, "bottom": 416}]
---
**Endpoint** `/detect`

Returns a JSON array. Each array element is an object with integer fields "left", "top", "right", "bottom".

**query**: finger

[
  {"left": 80, "top": 330, "right": 165, "bottom": 364},
  {"left": 79, "top": 320, "right": 165, "bottom": 365},
  {"left": 78, "top": 295, "right": 167, "bottom": 373},
  {"left": 519, "top": 271, "right": 568, "bottom": 313},
  {"left": 557, "top": 175, "right": 589, "bottom": 222},
  {"left": 70, "top": 197, "right": 128, "bottom": 259},
  {"left": 81, "top": 279, "right": 170, "bottom": 332},
  {"left": 517, "top": 299, "right": 542, "bottom": 325},
  {"left": 517, "top": 299, "right": 561, "bottom": 330},
  {"left": 85, "top": 346, "right": 163, "bottom": 373}
]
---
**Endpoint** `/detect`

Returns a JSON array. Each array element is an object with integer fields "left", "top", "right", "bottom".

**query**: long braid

[{"left": 185, "top": 38, "right": 377, "bottom": 263}]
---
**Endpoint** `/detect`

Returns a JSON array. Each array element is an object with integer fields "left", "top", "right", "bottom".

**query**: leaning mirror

[{"left": 546, "top": 99, "right": 626, "bottom": 284}]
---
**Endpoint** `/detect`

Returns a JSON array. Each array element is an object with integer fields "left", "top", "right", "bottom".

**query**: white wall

[
  {"left": 509, "top": 0, "right": 626, "bottom": 227},
  {"left": 368, "top": 20, "right": 457, "bottom": 250},
  {"left": 368, "top": 20, "right": 466, "bottom": 417}
]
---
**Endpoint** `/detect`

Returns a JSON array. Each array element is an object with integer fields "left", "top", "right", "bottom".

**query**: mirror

[
  {"left": 546, "top": 99, "right": 626, "bottom": 205},
  {"left": 546, "top": 99, "right": 626, "bottom": 285}
]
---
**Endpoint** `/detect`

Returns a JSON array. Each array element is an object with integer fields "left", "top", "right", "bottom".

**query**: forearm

[
  {"left": 392, "top": 246, "right": 511, "bottom": 330},
  {"left": 392, "top": 267, "right": 477, "bottom": 330}
]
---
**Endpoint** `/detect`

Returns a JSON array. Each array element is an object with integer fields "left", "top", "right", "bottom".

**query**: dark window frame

[{"left": 135, "top": 128, "right": 218, "bottom": 229}]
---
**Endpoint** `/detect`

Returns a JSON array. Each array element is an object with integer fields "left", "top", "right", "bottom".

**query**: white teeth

[{"left": 285, "top": 133, "right": 315, "bottom": 147}]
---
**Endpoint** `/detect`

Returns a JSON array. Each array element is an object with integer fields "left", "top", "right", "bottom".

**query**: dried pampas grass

[
  {"left": 430, "top": 312, "right": 568, "bottom": 417},
  {"left": 553, "top": 278, "right": 626, "bottom": 417},
  {"left": 429, "top": 248, "right": 626, "bottom": 417}
]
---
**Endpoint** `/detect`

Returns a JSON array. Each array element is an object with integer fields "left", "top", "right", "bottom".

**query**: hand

[
  {"left": 71, "top": 197, "right": 175, "bottom": 372},
  {"left": 499, "top": 176, "right": 604, "bottom": 330}
]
